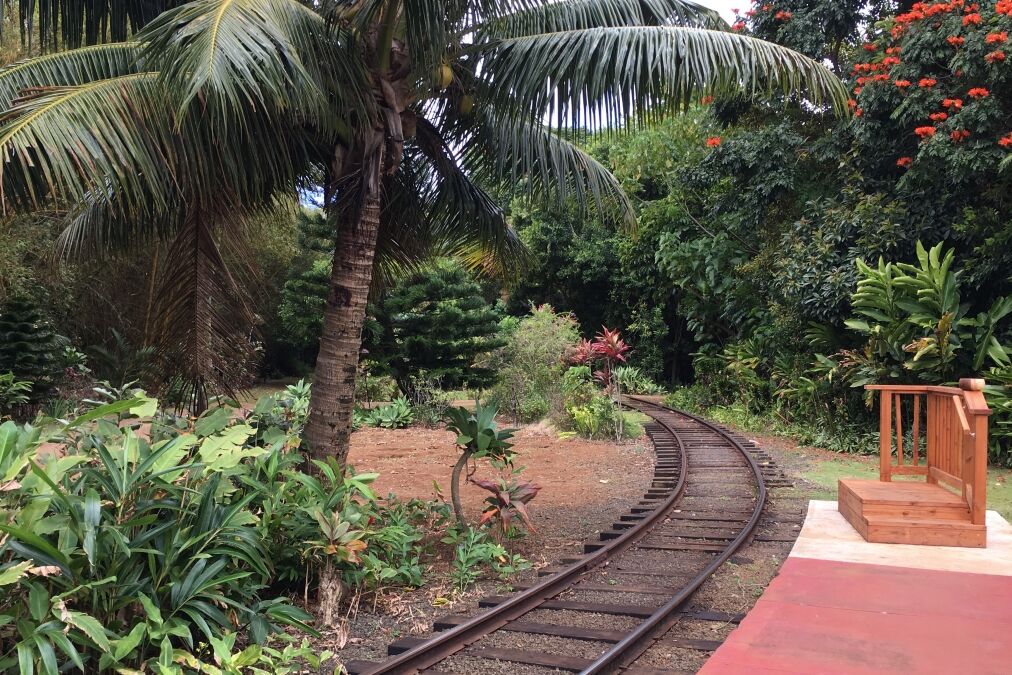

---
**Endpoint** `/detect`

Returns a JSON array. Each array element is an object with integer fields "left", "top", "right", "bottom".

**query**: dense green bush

[
  {"left": 0, "top": 387, "right": 449, "bottom": 672},
  {"left": 368, "top": 260, "right": 504, "bottom": 395},
  {"left": 0, "top": 296, "right": 63, "bottom": 411},
  {"left": 486, "top": 305, "right": 580, "bottom": 423}
]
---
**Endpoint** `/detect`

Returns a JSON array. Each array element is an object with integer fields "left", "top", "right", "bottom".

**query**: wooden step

[
  {"left": 839, "top": 479, "right": 986, "bottom": 548},
  {"left": 839, "top": 479, "right": 971, "bottom": 520}
]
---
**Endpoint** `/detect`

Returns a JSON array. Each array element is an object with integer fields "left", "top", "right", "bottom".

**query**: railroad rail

[{"left": 347, "top": 397, "right": 771, "bottom": 675}]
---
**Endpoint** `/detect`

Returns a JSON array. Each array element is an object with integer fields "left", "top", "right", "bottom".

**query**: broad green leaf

[
  {"left": 63, "top": 611, "right": 112, "bottom": 653},
  {"left": 0, "top": 560, "right": 33, "bottom": 586}
]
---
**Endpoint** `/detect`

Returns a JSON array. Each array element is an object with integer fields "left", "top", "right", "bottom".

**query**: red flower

[
  {"left": 731, "top": 21, "right": 746, "bottom": 31},
  {"left": 999, "top": 134, "right": 1012, "bottom": 148},
  {"left": 947, "top": 36, "right": 966, "bottom": 47},
  {"left": 706, "top": 137, "right": 722, "bottom": 148},
  {"left": 775, "top": 10, "right": 792, "bottom": 20},
  {"left": 942, "top": 98, "right": 964, "bottom": 108},
  {"left": 985, "top": 51, "right": 1006, "bottom": 63},
  {"left": 915, "top": 126, "right": 937, "bottom": 139},
  {"left": 896, "top": 156, "right": 913, "bottom": 168},
  {"left": 895, "top": 79, "right": 912, "bottom": 88},
  {"left": 855, "top": 108, "right": 864, "bottom": 117},
  {"left": 918, "top": 78, "right": 937, "bottom": 88},
  {"left": 848, "top": 99, "right": 858, "bottom": 109},
  {"left": 886, "top": 47, "right": 901, "bottom": 55},
  {"left": 950, "top": 129, "right": 971, "bottom": 142},
  {"left": 963, "top": 13, "right": 981, "bottom": 25},
  {"left": 968, "top": 87, "right": 990, "bottom": 99},
  {"left": 929, "top": 112, "right": 949, "bottom": 122},
  {"left": 701, "top": 95, "right": 714, "bottom": 105},
  {"left": 986, "top": 32, "right": 1008, "bottom": 44},
  {"left": 883, "top": 56, "right": 901, "bottom": 66},
  {"left": 863, "top": 43, "right": 878, "bottom": 52},
  {"left": 853, "top": 86, "right": 863, "bottom": 95}
]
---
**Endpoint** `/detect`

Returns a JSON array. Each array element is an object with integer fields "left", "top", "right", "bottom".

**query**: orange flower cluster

[
  {"left": 950, "top": 129, "right": 971, "bottom": 142},
  {"left": 883, "top": 56, "right": 901, "bottom": 66},
  {"left": 963, "top": 12, "right": 982, "bottom": 25},
  {"left": 985, "top": 32, "right": 1009, "bottom": 43},
  {"left": 895, "top": 79, "right": 912, "bottom": 88},
  {"left": 998, "top": 0, "right": 1012, "bottom": 15},
  {"left": 915, "top": 126, "right": 937, "bottom": 139},
  {"left": 930, "top": 112, "right": 949, "bottom": 121},
  {"left": 948, "top": 36, "right": 966, "bottom": 46},
  {"left": 775, "top": 10, "right": 792, "bottom": 20},
  {"left": 999, "top": 133, "right": 1012, "bottom": 148},
  {"left": 919, "top": 78, "right": 937, "bottom": 88},
  {"left": 706, "top": 137, "right": 722, "bottom": 148},
  {"left": 701, "top": 95, "right": 714, "bottom": 105},
  {"left": 985, "top": 50, "right": 1006, "bottom": 63},
  {"left": 968, "top": 87, "right": 990, "bottom": 98},
  {"left": 897, "top": 156, "right": 914, "bottom": 168},
  {"left": 942, "top": 98, "right": 964, "bottom": 108},
  {"left": 863, "top": 43, "right": 878, "bottom": 51}
]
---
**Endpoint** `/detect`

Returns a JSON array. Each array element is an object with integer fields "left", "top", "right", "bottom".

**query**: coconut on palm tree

[{"left": 0, "top": 0, "right": 847, "bottom": 465}]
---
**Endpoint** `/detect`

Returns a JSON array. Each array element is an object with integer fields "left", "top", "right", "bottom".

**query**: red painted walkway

[{"left": 699, "top": 502, "right": 1012, "bottom": 675}]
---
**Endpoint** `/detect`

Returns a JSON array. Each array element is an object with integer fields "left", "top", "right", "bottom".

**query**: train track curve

[{"left": 348, "top": 397, "right": 771, "bottom": 675}]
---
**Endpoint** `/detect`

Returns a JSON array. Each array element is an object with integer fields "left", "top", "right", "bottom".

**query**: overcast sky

[{"left": 703, "top": 0, "right": 739, "bottom": 22}]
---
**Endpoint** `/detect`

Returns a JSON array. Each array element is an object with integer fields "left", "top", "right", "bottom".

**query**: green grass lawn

[{"left": 794, "top": 451, "right": 1012, "bottom": 521}]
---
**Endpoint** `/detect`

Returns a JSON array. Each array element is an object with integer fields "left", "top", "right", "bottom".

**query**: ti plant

[
  {"left": 470, "top": 477, "right": 541, "bottom": 538},
  {"left": 443, "top": 404, "right": 515, "bottom": 528}
]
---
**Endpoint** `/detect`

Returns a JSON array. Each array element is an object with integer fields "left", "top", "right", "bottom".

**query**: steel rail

[
  {"left": 580, "top": 396, "right": 769, "bottom": 674},
  {"left": 361, "top": 400, "right": 690, "bottom": 674}
]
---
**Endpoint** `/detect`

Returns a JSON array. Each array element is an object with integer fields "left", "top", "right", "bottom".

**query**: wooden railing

[{"left": 867, "top": 379, "right": 991, "bottom": 526}]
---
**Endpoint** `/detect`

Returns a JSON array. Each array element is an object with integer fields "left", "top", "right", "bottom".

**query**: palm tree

[{"left": 0, "top": 0, "right": 847, "bottom": 465}]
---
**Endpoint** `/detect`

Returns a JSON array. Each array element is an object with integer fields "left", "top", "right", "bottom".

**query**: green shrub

[
  {"left": 0, "top": 372, "right": 31, "bottom": 416},
  {"left": 0, "top": 296, "right": 63, "bottom": 410},
  {"left": 365, "top": 396, "right": 414, "bottom": 429},
  {"left": 487, "top": 305, "right": 580, "bottom": 423},
  {"left": 0, "top": 390, "right": 432, "bottom": 672},
  {"left": 442, "top": 527, "right": 530, "bottom": 592}
]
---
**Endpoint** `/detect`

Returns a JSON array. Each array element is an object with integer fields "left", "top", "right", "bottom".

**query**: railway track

[{"left": 347, "top": 397, "right": 780, "bottom": 675}]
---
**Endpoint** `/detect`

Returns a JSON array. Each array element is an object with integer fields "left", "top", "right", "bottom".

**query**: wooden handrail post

[
  {"left": 879, "top": 390, "right": 892, "bottom": 482},
  {"left": 960, "top": 379, "right": 990, "bottom": 526}
]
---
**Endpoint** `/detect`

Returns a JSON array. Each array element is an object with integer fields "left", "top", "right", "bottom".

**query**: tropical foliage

[{"left": 0, "top": 0, "right": 847, "bottom": 465}]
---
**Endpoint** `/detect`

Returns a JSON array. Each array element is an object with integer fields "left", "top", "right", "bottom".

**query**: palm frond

[
  {"left": 0, "top": 43, "right": 144, "bottom": 107},
  {"left": 151, "top": 211, "right": 259, "bottom": 413},
  {"left": 0, "top": 69, "right": 313, "bottom": 221},
  {"left": 478, "top": 26, "right": 849, "bottom": 131},
  {"left": 0, "top": 73, "right": 175, "bottom": 216},
  {"left": 476, "top": 0, "right": 723, "bottom": 37},
  {"left": 447, "top": 106, "right": 634, "bottom": 227},
  {"left": 138, "top": 0, "right": 340, "bottom": 121},
  {"left": 412, "top": 117, "right": 527, "bottom": 278}
]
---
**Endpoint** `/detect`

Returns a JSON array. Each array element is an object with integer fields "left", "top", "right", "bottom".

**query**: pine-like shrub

[{"left": 0, "top": 295, "right": 62, "bottom": 405}]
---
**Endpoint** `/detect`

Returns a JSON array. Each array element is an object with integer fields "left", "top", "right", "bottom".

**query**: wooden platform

[{"left": 839, "top": 479, "right": 985, "bottom": 548}]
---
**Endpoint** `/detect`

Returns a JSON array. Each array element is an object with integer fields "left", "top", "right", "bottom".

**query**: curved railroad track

[{"left": 348, "top": 397, "right": 773, "bottom": 675}]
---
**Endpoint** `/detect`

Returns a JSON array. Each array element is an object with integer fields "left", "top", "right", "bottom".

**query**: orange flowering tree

[{"left": 851, "top": 2, "right": 1012, "bottom": 180}]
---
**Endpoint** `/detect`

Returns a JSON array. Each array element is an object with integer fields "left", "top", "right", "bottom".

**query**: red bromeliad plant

[
  {"left": 567, "top": 338, "right": 597, "bottom": 367},
  {"left": 592, "top": 327, "right": 632, "bottom": 389},
  {"left": 470, "top": 477, "right": 542, "bottom": 537}
]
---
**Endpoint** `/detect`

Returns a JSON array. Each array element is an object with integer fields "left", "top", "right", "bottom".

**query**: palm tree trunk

[{"left": 303, "top": 142, "right": 385, "bottom": 464}]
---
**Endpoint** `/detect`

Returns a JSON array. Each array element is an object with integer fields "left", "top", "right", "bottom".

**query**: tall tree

[{"left": 0, "top": 0, "right": 847, "bottom": 464}]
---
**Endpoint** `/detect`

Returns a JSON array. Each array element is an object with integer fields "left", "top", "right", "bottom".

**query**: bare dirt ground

[
  {"left": 327, "top": 424, "right": 654, "bottom": 666},
  {"left": 348, "top": 424, "right": 654, "bottom": 526}
]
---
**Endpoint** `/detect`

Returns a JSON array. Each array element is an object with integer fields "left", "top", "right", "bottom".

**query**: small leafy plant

[
  {"left": 366, "top": 396, "right": 414, "bottom": 429},
  {"left": 443, "top": 403, "right": 515, "bottom": 526},
  {"left": 470, "top": 477, "right": 541, "bottom": 538},
  {"left": 442, "top": 527, "right": 530, "bottom": 592},
  {"left": 0, "top": 372, "right": 31, "bottom": 415}
]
